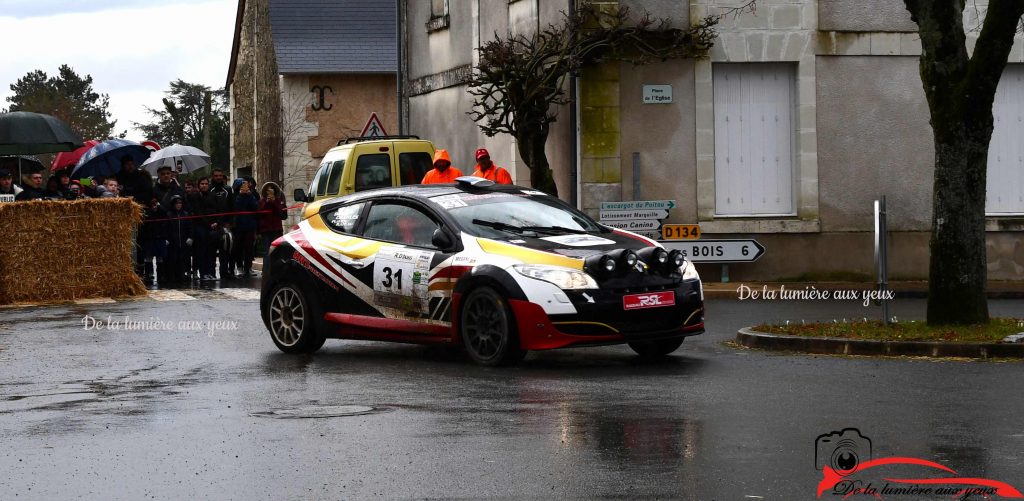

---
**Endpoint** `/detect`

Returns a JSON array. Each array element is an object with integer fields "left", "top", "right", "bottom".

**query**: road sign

[
  {"left": 660, "top": 224, "right": 701, "bottom": 240},
  {"left": 642, "top": 85, "right": 673, "bottom": 104},
  {"left": 598, "top": 209, "right": 670, "bottom": 221},
  {"left": 600, "top": 200, "right": 675, "bottom": 211},
  {"left": 360, "top": 112, "right": 388, "bottom": 138},
  {"left": 602, "top": 220, "right": 662, "bottom": 232},
  {"left": 660, "top": 239, "right": 765, "bottom": 263}
]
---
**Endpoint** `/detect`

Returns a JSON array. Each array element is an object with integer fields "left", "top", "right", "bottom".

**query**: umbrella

[
  {"left": 52, "top": 139, "right": 101, "bottom": 172},
  {"left": 71, "top": 139, "right": 152, "bottom": 180},
  {"left": 140, "top": 144, "right": 211, "bottom": 174},
  {"left": 0, "top": 155, "right": 45, "bottom": 182},
  {"left": 0, "top": 111, "right": 83, "bottom": 155}
]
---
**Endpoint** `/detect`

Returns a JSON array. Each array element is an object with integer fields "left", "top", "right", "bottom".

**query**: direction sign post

[{"left": 659, "top": 239, "right": 765, "bottom": 263}]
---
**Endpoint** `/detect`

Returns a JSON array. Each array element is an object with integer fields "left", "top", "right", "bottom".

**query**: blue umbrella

[{"left": 70, "top": 139, "right": 152, "bottom": 180}]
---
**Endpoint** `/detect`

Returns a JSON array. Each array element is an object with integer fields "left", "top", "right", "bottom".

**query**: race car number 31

[{"left": 373, "top": 246, "right": 433, "bottom": 312}]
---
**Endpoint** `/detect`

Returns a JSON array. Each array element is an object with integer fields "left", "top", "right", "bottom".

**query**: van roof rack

[{"left": 338, "top": 135, "right": 421, "bottom": 146}]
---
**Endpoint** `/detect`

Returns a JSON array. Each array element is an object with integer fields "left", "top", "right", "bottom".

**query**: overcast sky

[{"left": 0, "top": 0, "right": 236, "bottom": 141}]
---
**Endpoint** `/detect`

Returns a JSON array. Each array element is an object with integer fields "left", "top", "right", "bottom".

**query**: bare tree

[
  {"left": 904, "top": 0, "right": 1024, "bottom": 325},
  {"left": 467, "top": 3, "right": 731, "bottom": 196}
]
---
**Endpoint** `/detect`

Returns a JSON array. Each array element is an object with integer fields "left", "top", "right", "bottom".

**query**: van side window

[
  {"left": 313, "top": 162, "right": 331, "bottom": 197},
  {"left": 399, "top": 152, "right": 433, "bottom": 185},
  {"left": 325, "top": 160, "right": 346, "bottom": 196},
  {"left": 355, "top": 154, "right": 392, "bottom": 192}
]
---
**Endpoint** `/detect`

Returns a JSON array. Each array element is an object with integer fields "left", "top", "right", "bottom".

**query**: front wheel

[
  {"left": 266, "top": 282, "right": 325, "bottom": 354},
  {"left": 628, "top": 337, "right": 684, "bottom": 358},
  {"left": 459, "top": 286, "right": 526, "bottom": 366}
]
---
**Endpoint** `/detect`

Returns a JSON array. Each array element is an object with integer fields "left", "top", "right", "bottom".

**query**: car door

[{"left": 360, "top": 199, "right": 457, "bottom": 323}]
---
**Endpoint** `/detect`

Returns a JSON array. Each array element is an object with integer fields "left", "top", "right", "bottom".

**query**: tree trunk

[
  {"left": 516, "top": 129, "right": 558, "bottom": 196},
  {"left": 927, "top": 126, "right": 990, "bottom": 324},
  {"left": 904, "top": 0, "right": 1024, "bottom": 324}
]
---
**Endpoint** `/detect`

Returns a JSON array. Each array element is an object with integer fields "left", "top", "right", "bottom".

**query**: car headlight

[
  {"left": 681, "top": 260, "right": 700, "bottom": 281},
  {"left": 513, "top": 265, "right": 599, "bottom": 290}
]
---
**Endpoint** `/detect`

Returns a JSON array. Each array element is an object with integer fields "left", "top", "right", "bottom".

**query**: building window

[
  {"left": 426, "top": 0, "right": 450, "bottom": 32},
  {"left": 987, "top": 64, "right": 1024, "bottom": 215},
  {"left": 713, "top": 63, "right": 797, "bottom": 216}
]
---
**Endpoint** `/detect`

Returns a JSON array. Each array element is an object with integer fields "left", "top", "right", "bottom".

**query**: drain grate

[{"left": 250, "top": 404, "right": 382, "bottom": 419}]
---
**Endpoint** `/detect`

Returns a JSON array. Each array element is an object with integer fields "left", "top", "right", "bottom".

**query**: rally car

[{"left": 260, "top": 177, "right": 705, "bottom": 366}]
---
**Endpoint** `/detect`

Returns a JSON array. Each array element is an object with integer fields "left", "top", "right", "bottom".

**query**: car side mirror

[
  {"left": 431, "top": 228, "right": 453, "bottom": 250},
  {"left": 293, "top": 188, "right": 308, "bottom": 203}
]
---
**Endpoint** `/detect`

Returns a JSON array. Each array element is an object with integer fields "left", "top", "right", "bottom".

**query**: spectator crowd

[{"left": 0, "top": 156, "right": 288, "bottom": 285}]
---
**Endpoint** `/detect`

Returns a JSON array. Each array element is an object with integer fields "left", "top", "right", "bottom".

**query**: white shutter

[
  {"left": 987, "top": 65, "right": 1024, "bottom": 215},
  {"left": 713, "top": 63, "right": 796, "bottom": 216}
]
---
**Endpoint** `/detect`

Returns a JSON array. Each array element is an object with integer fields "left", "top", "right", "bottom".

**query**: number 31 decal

[{"left": 380, "top": 267, "right": 403, "bottom": 289}]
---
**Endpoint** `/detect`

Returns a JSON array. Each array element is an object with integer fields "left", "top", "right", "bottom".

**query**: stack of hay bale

[{"left": 0, "top": 198, "right": 147, "bottom": 304}]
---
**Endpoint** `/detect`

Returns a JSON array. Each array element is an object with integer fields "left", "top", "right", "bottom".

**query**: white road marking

[
  {"left": 148, "top": 290, "right": 197, "bottom": 301},
  {"left": 216, "top": 288, "right": 261, "bottom": 301}
]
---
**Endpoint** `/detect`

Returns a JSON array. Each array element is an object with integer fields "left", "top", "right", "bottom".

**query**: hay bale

[{"left": 0, "top": 198, "right": 147, "bottom": 304}]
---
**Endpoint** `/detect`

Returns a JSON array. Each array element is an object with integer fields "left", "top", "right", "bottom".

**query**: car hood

[{"left": 485, "top": 230, "right": 656, "bottom": 260}]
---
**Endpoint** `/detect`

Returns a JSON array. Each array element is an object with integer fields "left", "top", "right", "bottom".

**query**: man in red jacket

[{"left": 471, "top": 148, "right": 512, "bottom": 184}]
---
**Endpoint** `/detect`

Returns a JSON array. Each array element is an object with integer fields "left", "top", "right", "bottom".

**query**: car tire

[
  {"left": 459, "top": 286, "right": 526, "bottom": 366},
  {"left": 265, "top": 281, "right": 326, "bottom": 354},
  {"left": 628, "top": 337, "right": 685, "bottom": 358}
]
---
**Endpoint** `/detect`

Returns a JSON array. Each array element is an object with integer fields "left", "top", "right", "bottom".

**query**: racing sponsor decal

[
  {"left": 540, "top": 234, "right": 617, "bottom": 247},
  {"left": 373, "top": 246, "right": 434, "bottom": 313},
  {"left": 292, "top": 251, "right": 340, "bottom": 291},
  {"left": 476, "top": 238, "right": 584, "bottom": 270},
  {"left": 431, "top": 194, "right": 468, "bottom": 209},
  {"left": 623, "top": 291, "right": 675, "bottom": 310},
  {"left": 520, "top": 189, "right": 548, "bottom": 196}
]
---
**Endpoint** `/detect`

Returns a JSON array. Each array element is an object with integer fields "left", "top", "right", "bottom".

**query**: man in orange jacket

[
  {"left": 471, "top": 148, "right": 513, "bottom": 184},
  {"left": 421, "top": 149, "right": 463, "bottom": 184}
]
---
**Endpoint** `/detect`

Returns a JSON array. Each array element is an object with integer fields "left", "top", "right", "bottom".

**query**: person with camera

[{"left": 258, "top": 182, "right": 287, "bottom": 260}]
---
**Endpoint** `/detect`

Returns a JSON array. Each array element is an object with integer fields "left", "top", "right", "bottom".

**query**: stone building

[
  {"left": 227, "top": 0, "right": 398, "bottom": 200},
  {"left": 401, "top": 0, "right": 1024, "bottom": 281}
]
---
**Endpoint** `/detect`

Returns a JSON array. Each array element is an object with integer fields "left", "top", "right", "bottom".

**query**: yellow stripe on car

[
  {"left": 307, "top": 214, "right": 384, "bottom": 259},
  {"left": 476, "top": 238, "right": 584, "bottom": 270}
]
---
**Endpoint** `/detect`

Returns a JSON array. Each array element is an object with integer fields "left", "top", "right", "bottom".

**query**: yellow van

[{"left": 294, "top": 136, "right": 436, "bottom": 204}]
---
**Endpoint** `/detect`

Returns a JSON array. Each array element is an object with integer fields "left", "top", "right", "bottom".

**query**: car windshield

[{"left": 431, "top": 191, "right": 606, "bottom": 239}]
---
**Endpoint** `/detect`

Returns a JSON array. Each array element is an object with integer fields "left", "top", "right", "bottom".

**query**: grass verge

[{"left": 753, "top": 318, "right": 1024, "bottom": 343}]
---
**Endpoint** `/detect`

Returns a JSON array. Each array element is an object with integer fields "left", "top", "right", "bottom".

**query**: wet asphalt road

[{"left": 1, "top": 292, "right": 1023, "bottom": 500}]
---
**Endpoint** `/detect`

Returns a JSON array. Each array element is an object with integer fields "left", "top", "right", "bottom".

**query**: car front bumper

[{"left": 511, "top": 279, "right": 705, "bottom": 351}]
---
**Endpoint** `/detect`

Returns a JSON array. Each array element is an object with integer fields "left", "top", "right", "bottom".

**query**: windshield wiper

[
  {"left": 472, "top": 219, "right": 533, "bottom": 235},
  {"left": 520, "top": 225, "right": 591, "bottom": 235}
]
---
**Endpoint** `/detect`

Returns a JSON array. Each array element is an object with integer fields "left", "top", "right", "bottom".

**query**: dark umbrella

[
  {"left": 52, "top": 139, "right": 101, "bottom": 172},
  {"left": 0, "top": 155, "right": 45, "bottom": 183},
  {"left": 0, "top": 111, "right": 83, "bottom": 155},
  {"left": 71, "top": 139, "right": 152, "bottom": 180}
]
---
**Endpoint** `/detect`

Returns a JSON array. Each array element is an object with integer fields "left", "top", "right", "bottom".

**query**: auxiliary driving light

[
  {"left": 668, "top": 249, "right": 685, "bottom": 268},
  {"left": 637, "top": 247, "right": 670, "bottom": 269}
]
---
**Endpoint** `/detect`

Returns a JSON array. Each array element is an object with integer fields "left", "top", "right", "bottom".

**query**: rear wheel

[
  {"left": 459, "top": 286, "right": 526, "bottom": 366},
  {"left": 628, "top": 337, "right": 684, "bottom": 358},
  {"left": 266, "top": 282, "right": 325, "bottom": 354}
]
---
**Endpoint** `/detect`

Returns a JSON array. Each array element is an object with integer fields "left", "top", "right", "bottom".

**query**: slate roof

[
  {"left": 227, "top": 0, "right": 397, "bottom": 86},
  {"left": 269, "top": 0, "right": 397, "bottom": 74}
]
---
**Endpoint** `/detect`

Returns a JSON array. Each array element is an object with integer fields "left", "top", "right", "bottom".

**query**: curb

[{"left": 735, "top": 327, "right": 1024, "bottom": 359}]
